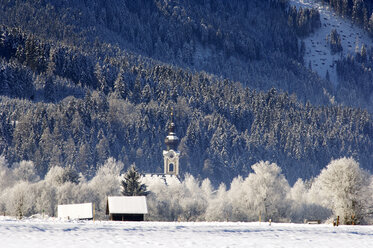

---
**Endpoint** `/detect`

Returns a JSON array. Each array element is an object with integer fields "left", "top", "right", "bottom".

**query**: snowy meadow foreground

[{"left": 0, "top": 217, "right": 372, "bottom": 248}]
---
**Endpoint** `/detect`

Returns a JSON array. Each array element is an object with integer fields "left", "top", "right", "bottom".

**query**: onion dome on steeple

[{"left": 165, "top": 112, "right": 179, "bottom": 151}]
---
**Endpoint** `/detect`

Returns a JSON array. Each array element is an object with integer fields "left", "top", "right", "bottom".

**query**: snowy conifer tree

[{"left": 121, "top": 164, "right": 148, "bottom": 196}]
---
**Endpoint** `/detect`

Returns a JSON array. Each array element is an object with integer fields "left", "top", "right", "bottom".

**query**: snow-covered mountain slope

[
  {"left": 1, "top": 217, "right": 373, "bottom": 248},
  {"left": 290, "top": 0, "right": 372, "bottom": 85}
]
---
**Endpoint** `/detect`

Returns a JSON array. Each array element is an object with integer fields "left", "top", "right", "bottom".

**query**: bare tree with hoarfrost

[
  {"left": 141, "top": 177, "right": 169, "bottom": 221},
  {"left": 228, "top": 176, "right": 248, "bottom": 221},
  {"left": 242, "top": 161, "right": 290, "bottom": 222},
  {"left": 33, "top": 181, "right": 57, "bottom": 217},
  {"left": 288, "top": 178, "right": 331, "bottom": 223},
  {"left": 12, "top": 160, "right": 40, "bottom": 183},
  {"left": 178, "top": 175, "right": 209, "bottom": 221},
  {"left": 0, "top": 156, "right": 14, "bottom": 214},
  {"left": 145, "top": 174, "right": 211, "bottom": 221},
  {"left": 0, "top": 156, "right": 14, "bottom": 191},
  {"left": 88, "top": 158, "right": 123, "bottom": 218},
  {"left": 205, "top": 183, "right": 232, "bottom": 221},
  {"left": 221, "top": 161, "right": 291, "bottom": 222},
  {"left": 310, "top": 158, "right": 371, "bottom": 224},
  {"left": 3, "top": 182, "right": 36, "bottom": 218}
]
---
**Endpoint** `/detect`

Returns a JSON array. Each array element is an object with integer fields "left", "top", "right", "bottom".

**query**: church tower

[{"left": 163, "top": 112, "right": 180, "bottom": 175}]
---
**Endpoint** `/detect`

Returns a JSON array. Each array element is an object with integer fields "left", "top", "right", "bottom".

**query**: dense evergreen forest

[
  {"left": 0, "top": 0, "right": 372, "bottom": 185},
  {"left": 319, "top": 0, "right": 373, "bottom": 34}
]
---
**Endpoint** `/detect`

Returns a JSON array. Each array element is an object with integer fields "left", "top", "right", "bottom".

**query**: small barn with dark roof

[{"left": 106, "top": 196, "right": 148, "bottom": 221}]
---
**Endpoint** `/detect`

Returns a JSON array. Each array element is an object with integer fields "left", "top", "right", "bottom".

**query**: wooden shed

[
  {"left": 106, "top": 196, "right": 148, "bottom": 221},
  {"left": 57, "top": 203, "right": 93, "bottom": 220}
]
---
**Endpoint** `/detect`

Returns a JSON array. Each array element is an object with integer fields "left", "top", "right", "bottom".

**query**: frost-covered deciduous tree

[
  {"left": 145, "top": 174, "right": 210, "bottom": 221},
  {"left": 145, "top": 177, "right": 174, "bottom": 221},
  {"left": 311, "top": 158, "right": 371, "bottom": 224},
  {"left": 3, "top": 182, "right": 35, "bottom": 218},
  {"left": 44, "top": 166, "right": 68, "bottom": 186},
  {"left": 242, "top": 161, "right": 290, "bottom": 222},
  {"left": 205, "top": 183, "right": 232, "bottom": 221},
  {"left": 89, "top": 157, "right": 123, "bottom": 218},
  {"left": 33, "top": 181, "right": 57, "bottom": 217},
  {"left": 288, "top": 178, "right": 331, "bottom": 223},
  {"left": 178, "top": 175, "right": 209, "bottom": 221},
  {"left": 228, "top": 176, "right": 248, "bottom": 221},
  {"left": 13, "top": 160, "right": 39, "bottom": 183},
  {"left": 56, "top": 182, "right": 80, "bottom": 205},
  {"left": 208, "top": 161, "right": 291, "bottom": 222},
  {"left": 0, "top": 156, "right": 14, "bottom": 191}
]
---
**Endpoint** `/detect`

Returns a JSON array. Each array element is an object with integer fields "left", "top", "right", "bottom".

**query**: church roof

[{"left": 141, "top": 173, "right": 180, "bottom": 186}]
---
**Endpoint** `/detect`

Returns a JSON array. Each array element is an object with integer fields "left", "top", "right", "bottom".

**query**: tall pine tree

[{"left": 121, "top": 164, "right": 148, "bottom": 196}]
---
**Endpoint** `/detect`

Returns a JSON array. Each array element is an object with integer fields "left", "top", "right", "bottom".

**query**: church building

[
  {"left": 163, "top": 112, "right": 180, "bottom": 176},
  {"left": 140, "top": 112, "right": 181, "bottom": 185}
]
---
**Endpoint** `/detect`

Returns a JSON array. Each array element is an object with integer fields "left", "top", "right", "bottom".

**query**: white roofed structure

[
  {"left": 57, "top": 203, "right": 93, "bottom": 220},
  {"left": 106, "top": 196, "right": 148, "bottom": 221}
]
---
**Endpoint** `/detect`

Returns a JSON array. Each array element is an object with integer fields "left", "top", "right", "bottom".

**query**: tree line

[{"left": 1, "top": 156, "right": 372, "bottom": 224}]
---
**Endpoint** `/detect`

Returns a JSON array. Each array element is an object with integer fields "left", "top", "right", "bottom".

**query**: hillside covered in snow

[{"left": 290, "top": 0, "right": 372, "bottom": 85}]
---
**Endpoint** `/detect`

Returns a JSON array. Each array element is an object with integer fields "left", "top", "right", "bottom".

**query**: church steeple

[
  {"left": 163, "top": 110, "right": 180, "bottom": 175},
  {"left": 164, "top": 112, "right": 179, "bottom": 151}
]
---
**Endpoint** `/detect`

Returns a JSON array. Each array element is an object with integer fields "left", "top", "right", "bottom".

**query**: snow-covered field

[
  {"left": 290, "top": 0, "right": 372, "bottom": 84},
  {"left": 1, "top": 217, "right": 373, "bottom": 248}
]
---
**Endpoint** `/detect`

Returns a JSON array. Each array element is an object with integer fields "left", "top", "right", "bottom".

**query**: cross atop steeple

[{"left": 170, "top": 108, "right": 174, "bottom": 122}]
